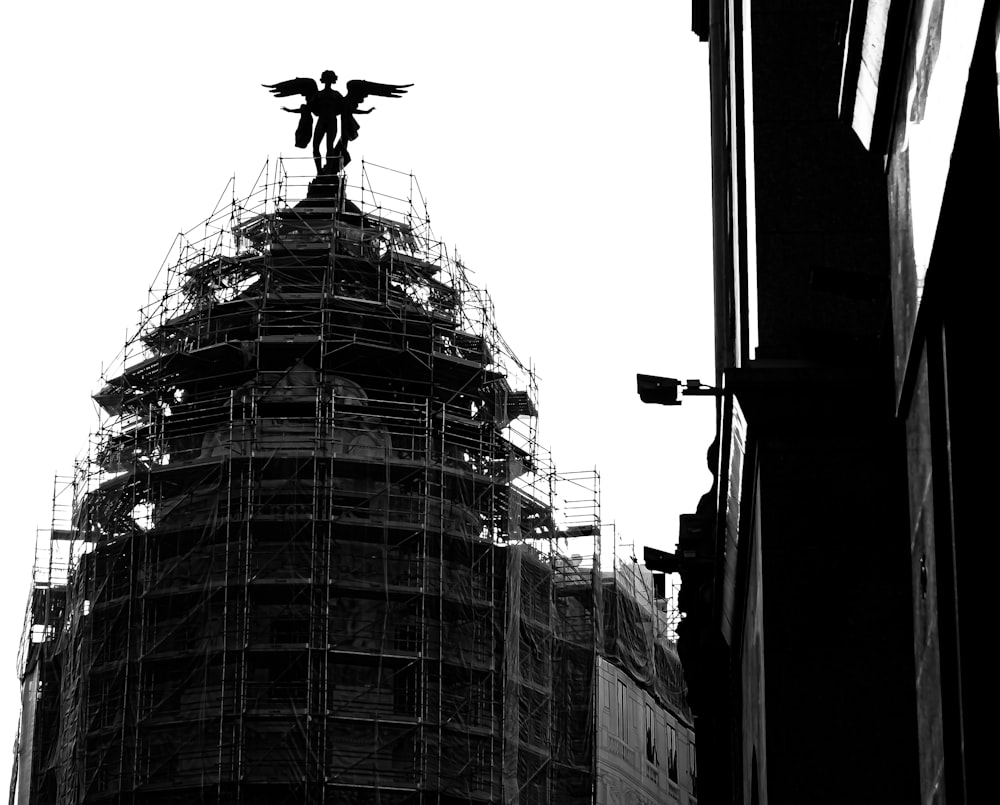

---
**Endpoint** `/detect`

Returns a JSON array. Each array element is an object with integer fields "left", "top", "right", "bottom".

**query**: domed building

[{"left": 13, "top": 162, "right": 693, "bottom": 805}]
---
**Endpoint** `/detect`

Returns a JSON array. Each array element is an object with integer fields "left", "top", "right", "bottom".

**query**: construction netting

[
  {"left": 11, "top": 159, "right": 687, "bottom": 805},
  {"left": 602, "top": 561, "right": 692, "bottom": 723}
]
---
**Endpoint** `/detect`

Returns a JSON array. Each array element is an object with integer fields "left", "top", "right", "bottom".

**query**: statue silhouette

[{"left": 264, "top": 71, "right": 412, "bottom": 174}]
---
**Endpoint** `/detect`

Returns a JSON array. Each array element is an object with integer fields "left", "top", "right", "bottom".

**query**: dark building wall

[
  {"left": 885, "top": 6, "right": 999, "bottom": 800},
  {"left": 751, "top": 1, "right": 891, "bottom": 363},
  {"left": 736, "top": 493, "right": 765, "bottom": 805},
  {"left": 837, "top": 2, "right": 999, "bottom": 800},
  {"left": 741, "top": 6, "right": 918, "bottom": 793},
  {"left": 733, "top": 368, "right": 916, "bottom": 803},
  {"left": 668, "top": 1, "right": 943, "bottom": 802},
  {"left": 934, "top": 33, "right": 1000, "bottom": 792},
  {"left": 674, "top": 0, "right": 1000, "bottom": 799}
]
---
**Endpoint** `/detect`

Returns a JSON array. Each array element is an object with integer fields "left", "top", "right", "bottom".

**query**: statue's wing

[
  {"left": 344, "top": 80, "right": 413, "bottom": 107},
  {"left": 263, "top": 77, "right": 319, "bottom": 99}
]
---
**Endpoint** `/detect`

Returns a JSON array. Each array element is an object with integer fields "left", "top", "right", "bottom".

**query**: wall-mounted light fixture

[{"left": 636, "top": 374, "right": 720, "bottom": 406}]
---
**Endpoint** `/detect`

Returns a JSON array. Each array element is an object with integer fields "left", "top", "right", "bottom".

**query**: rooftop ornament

[{"left": 264, "top": 71, "right": 412, "bottom": 175}]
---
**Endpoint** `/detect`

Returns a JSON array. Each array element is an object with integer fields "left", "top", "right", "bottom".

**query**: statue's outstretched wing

[
  {"left": 344, "top": 80, "right": 413, "bottom": 108},
  {"left": 264, "top": 78, "right": 319, "bottom": 150},
  {"left": 263, "top": 77, "right": 319, "bottom": 99}
]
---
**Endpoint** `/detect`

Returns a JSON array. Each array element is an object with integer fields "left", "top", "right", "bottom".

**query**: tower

[
  {"left": 14, "top": 154, "right": 697, "bottom": 804},
  {"left": 15, "top": 162, "right": 558, "bottom": 804}
]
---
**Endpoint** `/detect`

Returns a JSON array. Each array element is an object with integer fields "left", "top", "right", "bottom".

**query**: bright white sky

[{"left": 0, "top": 1, "right": 715, "bottom": 750}]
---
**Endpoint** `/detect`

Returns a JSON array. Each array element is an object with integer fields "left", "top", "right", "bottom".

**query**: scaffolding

[{"left": 12, "top": 159, "right": 686, "bottom": 805}]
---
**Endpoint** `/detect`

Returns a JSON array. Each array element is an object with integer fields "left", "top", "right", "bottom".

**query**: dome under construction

[{"left": 15, "top": 160, "right": 607, "bottom": 804}]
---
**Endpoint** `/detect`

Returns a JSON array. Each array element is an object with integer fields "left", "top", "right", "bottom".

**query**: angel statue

[{"left": 264, "top": 71, "right": 412, "bottom": 174}]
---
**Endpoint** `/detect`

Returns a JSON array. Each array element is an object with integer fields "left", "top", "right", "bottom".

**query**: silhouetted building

[
  {"left": 839, "top": 3, "right": 998, "bottom": 801},
  {"left": 649, "top": 1, "right": 996, "bottom": 803},
  {"left": 12, "top": 162, "right": 694, "bottom": 804}
]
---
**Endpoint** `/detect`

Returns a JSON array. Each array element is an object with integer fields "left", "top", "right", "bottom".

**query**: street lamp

[{"left": 636, "top": 375, "right": 720, "bottom": 405}]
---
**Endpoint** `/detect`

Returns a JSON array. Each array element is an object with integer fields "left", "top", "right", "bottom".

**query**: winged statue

[{"left": 264, "top": 71, "right": 412, "bottom": 174}]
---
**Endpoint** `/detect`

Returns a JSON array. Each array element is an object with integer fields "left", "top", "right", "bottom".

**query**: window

[
  {"left": 667, "top": 725, "right": 678, "bottom": 783},
  {"left": 689, "top": 741, "right": 698, "bottom": 797},
  {"left": 645, "top": 704, "right": 658, "bottom": 765},
  {"left": 617, "top": 680, "right": 628, "bottom": 741}
]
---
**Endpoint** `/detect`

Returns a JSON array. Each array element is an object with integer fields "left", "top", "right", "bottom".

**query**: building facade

[
  {"left": 591, "top": 562, "right": 696, "bottom": 805},
  {"left": 840, "top": 4, "right": 998, "bottom": 800},
  {"left": 650, "top": 1, "right": 997, "bottom": 802},
  {"left": 13, "top": 162, "right": 695, "bottom": 804}
]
